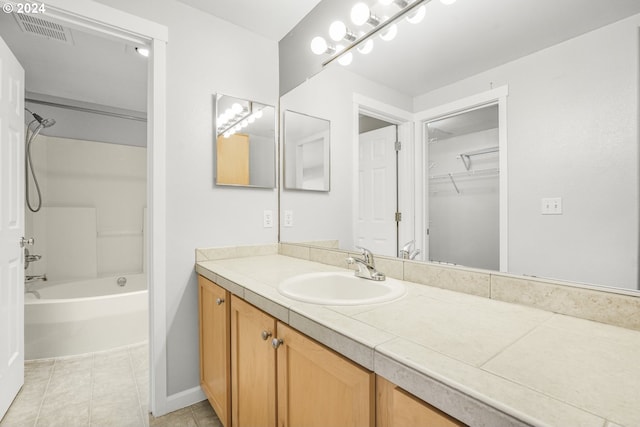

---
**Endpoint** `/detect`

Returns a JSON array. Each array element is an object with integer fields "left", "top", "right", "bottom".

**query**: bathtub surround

[
  {"left": 195, "top": 252, "right": 640, "bottom": 427},
  {"left": 25, "top": 136, "right": 147, "bottom": 280}
]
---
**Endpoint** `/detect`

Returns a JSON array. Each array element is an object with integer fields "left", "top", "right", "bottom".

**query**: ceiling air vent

[{"left": 13, "top": 14, "right": 74, "bottom": 45}]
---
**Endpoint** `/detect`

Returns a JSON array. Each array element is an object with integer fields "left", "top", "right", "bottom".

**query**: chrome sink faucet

[{"left": 346, "top": 246, "right": 386, "bottom": 281}]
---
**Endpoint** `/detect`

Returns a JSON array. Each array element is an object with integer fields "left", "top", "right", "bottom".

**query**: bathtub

[{"left": 24, "top": 273, "right": 148, "bottom": 359}]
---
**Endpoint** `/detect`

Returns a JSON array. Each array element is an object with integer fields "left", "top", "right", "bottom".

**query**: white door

[
  {"left": 0, "top": 36, "right": 25, "bottom": 419},
  {"left": 356, "top": 125, "right": 397, "bottom": 257}
]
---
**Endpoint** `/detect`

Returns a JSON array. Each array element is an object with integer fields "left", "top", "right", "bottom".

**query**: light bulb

[
  {"left": 379, "top": 21, "right": 397, "bottom": 41},
  {"left": 329, "top": 21, "right": 347, "bottom": 42},
  {"left": 311, "top": 36, "right": 329, "bottom": 55},
  {"left": 351, "top": 2, "right": 371, "bottom": 26},
  {"left": 440, "top": 0, "right": 456, "bottom": 4},
  {"left": 231, "top": 103, "right": 243, "bottom": 114},
  {"left": 357, "top": 38, "right": 374, "bottom": 54},
  {"left": 338, "top": 51, "right": 353, "bottom": 66},
  {"left": 254, "top": 109, "right": 263, "bottom": 119},
  {"left": 406, "top": 5, "right": 426, "bottom": 24},
  {"left": 247, "top": 115, "right": 256, "bottom": 124},
  {"left": 234, "top": 124, "right": 241, "bottom": 132}
]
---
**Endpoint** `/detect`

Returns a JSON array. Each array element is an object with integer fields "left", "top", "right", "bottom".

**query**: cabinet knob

[
  {"left": 216, "top": 298, "right": 225, "bottom": 305},
  {"left": 271, "top": 338, "right": 283, "bottom": 349},
  {"left": 261, "top": 331, "right": 272, "bottom": 341}
]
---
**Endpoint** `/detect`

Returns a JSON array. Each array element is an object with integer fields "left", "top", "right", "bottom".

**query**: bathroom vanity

[{"left": 195, "top": 247, "right": 640, "bottom": 427}]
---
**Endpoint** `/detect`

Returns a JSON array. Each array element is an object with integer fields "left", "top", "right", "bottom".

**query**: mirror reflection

[
  {"left": 279, "top": 0, "right": 640, "bottom": 292},
  {"left": 283, "top": 110, "right": 331, "bottom": 191},
  {"left": 214, "top": 94, "right": 276, "bottom": 188},
  {"left": 427, "top": 105, "right": 499, "bottom": 271}
]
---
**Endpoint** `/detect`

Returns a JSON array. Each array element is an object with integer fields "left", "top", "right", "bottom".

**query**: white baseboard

[{"left": 156, "top": 386, "right": 206, "bottom": 417}]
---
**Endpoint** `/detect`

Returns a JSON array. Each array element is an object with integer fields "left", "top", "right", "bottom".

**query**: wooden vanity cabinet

[
  {"left": 230, "top": 295, "right": 374, "bottom": 427},
  {"left": 376, "top": 376, "right": 466, "bottom": 427},
  {"left": 230, "top": 296, "right": 277, "bottom": 427},
  {"left": 276, "top": 322, "right": 375, "bottom": 427},
  {"left": 198, "top": 276, "right": 231, "bottom": 427},
  {"left": 199, "top": 275, "right": 457, "bottom": 427}
]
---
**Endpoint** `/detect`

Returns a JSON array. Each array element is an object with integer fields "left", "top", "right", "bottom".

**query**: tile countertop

[{"left": 195, "top": 255, "right": 640, "bottom": 427}]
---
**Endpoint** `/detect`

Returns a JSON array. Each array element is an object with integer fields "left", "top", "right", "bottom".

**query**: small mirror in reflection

[
  {"left": 283, "top": 110, "right": 330, "bottom": 191},
  {"left": 214, "top": 94, "right": 276, "bottom": 188}
]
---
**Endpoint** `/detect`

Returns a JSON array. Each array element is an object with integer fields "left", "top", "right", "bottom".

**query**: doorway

[
  {"left": 426, "top": 104, "right": 500, "bottom": 270},
  {"left": 416, "top": 86, "right": 508, "bottom": 272},
  {"left": 0, "top": 1, "right": 168, "bottom": 418}
]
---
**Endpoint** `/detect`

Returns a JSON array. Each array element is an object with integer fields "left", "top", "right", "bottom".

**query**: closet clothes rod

[
  {"left": 458, "top": 146, "right": 499, "bottom": 170},
  {"left": 429, "top": 167, "right": 499, "bottom": 181},
  {"left": 25, "top": 98, "right": 147, "bottom": 122}
]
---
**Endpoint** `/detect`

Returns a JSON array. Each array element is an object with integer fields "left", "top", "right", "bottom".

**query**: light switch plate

[
  {"left": 263, "top": 210, "right": 273, "bottom": 228},
  {"left": 541, "top": 197, "right": 562, "bottom": 215},
  {"left": 284, "top": 210, "right": 293, "bottom": 227}
]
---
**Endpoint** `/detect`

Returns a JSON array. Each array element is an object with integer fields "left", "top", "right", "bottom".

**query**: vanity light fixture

[
  {"left": 336, "top": 45, "right": 354, "bottom": 65},
  {"left": 380, "top": 0, "right": 426, "bottom": 24},
  {"left": 351, "top": 2, "right": 381, "bottom": 27},
  {"left": 311, "top": 0, "right": 429, "bottom": 67},
  {"left": 310, "top": 36, "right": 336, "bottom": 55},
  {"left": 379, "top": 18, "right": 398, "bottom": 41},
  {"left": 357, "top": 35, "right": 374, "bottom": 54},
  {"left": 329, "top": 21, "right": 357, "bottom": 42},
  {"left": 217, "top": 101, "right": 265, "bottom": 138}
]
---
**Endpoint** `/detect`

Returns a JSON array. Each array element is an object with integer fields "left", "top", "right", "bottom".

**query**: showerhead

[{"left": 25, "top": 108, "right": 56, "bottom": 128}]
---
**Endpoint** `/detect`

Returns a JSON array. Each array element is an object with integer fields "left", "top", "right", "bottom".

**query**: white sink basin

[{"left": 277, "top": 271, "right": 406, "bottom": 305}]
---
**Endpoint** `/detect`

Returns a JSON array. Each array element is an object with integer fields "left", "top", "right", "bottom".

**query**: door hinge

[
  {"left": 395, "top": 212, "right": 402, "bottom": 222},
  {"left": 395, "top": 140, "right": 402, "bottom": 151}
]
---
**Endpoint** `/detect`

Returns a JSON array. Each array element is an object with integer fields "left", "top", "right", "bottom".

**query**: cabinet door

[
  {"left": 198, "top": 276, "right": 231, "bottom": 427},
  {"left": 230, "top": 296, "right": 277, "bottom": 427},
  {"left": 376, "top": 376, "right": 466, "bottom": 427},
  {"left": 276, "top": 322, "right": 374, "bottom": 427}
]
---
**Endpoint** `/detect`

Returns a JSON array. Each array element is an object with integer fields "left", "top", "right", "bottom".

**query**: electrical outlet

[
  {"left": 284, "top": 210, "right": 293, "bottom": 227},
  {"left": 541, "top": 197, "right": 562, "bottom": 215},
  {"left": 263, "top": 210, "right": 273, "bottom": 228}
]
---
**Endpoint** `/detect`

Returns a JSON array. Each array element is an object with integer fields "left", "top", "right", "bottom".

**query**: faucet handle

[{"left": 355, "top": 246, "right": 374, "bottom": 265}]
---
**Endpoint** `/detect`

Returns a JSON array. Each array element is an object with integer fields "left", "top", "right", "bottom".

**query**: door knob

[
  {"left": 216, "top": 298, "right": 225, "bottom": 305},
  {"left": 20, "top": 237, "right": 34, "bottom": 248},
  {"left": 271, "top": 338, "right": 283, "bottom": 349},
  {"left": 261, "top": 331, "right": 272, "bottom": 340}
]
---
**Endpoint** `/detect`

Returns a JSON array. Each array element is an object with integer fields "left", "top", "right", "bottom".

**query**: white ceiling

[
  {"left": 328, "top": 0, "right": 640, "bottom": 97},
  {"left": 176, "top": 0, "right": 323, "bottom": 41}
]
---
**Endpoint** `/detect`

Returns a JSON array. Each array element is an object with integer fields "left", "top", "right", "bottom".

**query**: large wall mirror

[
  {"left": 214, "top": 94, "right": 276, "bottom": 188},
  {"left": 283, "top": 110, "right": 331, "bottom": 191},
  {"left": 278, "top": 0, "right": 640, "bottom": 292}
]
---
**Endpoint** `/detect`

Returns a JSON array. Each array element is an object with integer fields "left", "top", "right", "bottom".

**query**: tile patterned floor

[{"left": 0, "top": 343, "right": 220, "bottom": 427}]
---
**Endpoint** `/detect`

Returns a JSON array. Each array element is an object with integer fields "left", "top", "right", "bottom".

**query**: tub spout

[{"left": 26, "top": 274, "right": 47, "bottom": 283}]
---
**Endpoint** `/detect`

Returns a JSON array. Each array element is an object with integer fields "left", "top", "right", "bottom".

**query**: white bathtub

[{"left": 25, "top": 274, "right": 148, "bottom": 359}]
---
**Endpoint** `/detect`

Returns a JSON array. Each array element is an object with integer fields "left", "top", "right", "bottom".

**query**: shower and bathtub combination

[{"left": 23, "top": 107, "right": 149, "bottom": 360}]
